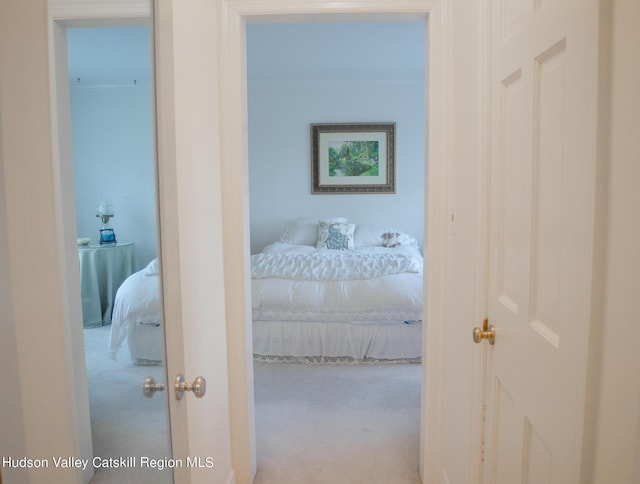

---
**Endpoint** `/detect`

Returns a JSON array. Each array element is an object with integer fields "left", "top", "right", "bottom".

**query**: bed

[
  {"left": 108, "top": 258, "right": 164, "bottom": 364},
  {"left": 108, "top": 219, "right": 424, "bottom": 364},
  {"left": 252, "top": 218, "right": 423, "bottom": 363}
]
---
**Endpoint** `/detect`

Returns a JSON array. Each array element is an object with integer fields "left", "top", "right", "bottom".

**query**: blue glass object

[{"left": 99, "top": 228, "right": 117, "bottom": 245}]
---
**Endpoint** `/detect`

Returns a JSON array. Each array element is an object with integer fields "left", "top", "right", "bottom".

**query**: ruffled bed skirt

[
  {"left": 124, "top": 319, "right": 423, "bottom": 365},
  {"left": 127, "top": 322, "right": 163, "bottom": 365},
  {"left": 252, "top": 319, "right": 422, "bottom": 364}
]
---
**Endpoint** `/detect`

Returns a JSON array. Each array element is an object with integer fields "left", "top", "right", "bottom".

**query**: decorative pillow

[
  {"left": 381, "top": 231, "right": 418, "bottom": 248},
  {"left": 280, "top": 217, "right": 347, "bottom": 246},
  {"left": 317, "top": 222, "right": 356, "bottom": 250}
]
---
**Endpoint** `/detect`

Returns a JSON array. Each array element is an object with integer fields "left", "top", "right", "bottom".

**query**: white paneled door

[{"left": 484, "top": 0, "right": 596, "bottom": 482}]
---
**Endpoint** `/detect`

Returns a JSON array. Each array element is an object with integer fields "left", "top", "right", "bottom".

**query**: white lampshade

[{"left": 96, "top": 201, "right": 114, "bottom": 217}]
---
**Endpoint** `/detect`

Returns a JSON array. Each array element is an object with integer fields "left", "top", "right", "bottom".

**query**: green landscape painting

[{"left": 328, "top": 141, "right": 379, "bottom": 177}]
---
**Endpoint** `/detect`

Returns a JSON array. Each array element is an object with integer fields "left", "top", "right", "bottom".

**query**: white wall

[
  {"left": 0, "top": 90, "right": 29, "bottom": 481},
  {"left": 0, "top": 2, "right": 89, "bottom": 482},
  {"left": 247, "top": 22, "right": 426, "bottom": 254},
  {"left": 586, "top": 1, "right": 640, "bottom": 482},
  {"left": 68, "top": 26, "right": 157, "bottom": 269}
]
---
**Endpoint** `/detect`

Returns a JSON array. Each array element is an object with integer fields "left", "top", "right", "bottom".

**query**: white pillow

[
  {"left": 381, "top": 231, "right": 419, "bottom": 248},
  {"left": 353, "top": 224, "right": 393, "bottom": 247},
  {"left": 280, "top": 217, "right": 347, "bottom": 246},
  {"left": 316, "top": 222, "right": 356, "bottom": 250},
  {"left": 354, "top": 224, "right": 419, "bottom": 248}
]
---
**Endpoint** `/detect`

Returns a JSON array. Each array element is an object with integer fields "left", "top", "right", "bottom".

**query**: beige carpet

[
  {"left": 85, "top": 326, "right": 423, "bottom": 483},
  {"left": 84, "top": 325, "right": 172, "bottom": 484},
  {"left": 253, "top": 362, "right": 423, "bottom": 484}
]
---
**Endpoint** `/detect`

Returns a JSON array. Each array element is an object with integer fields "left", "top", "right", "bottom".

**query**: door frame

[
  {"left": 46, "top": 0, "right": 488, "bottom": 483},
  {"left": 217, "top": 1, "right": 487, "bottom": 482},
  {"left": 48, "top": 2, "right": 236, "bottom": 484},
  {"left": 47, "top": 2, "right": 154, "bottom": 484}
]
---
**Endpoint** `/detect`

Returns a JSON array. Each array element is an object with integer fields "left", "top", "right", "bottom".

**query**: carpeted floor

[
  {"left": 253, "top": 362, "right": 423, "bottom": 484},
  {"left": 84, "top": 325, "right": 172, "bottom": 484},
  {"left": 84, "top": 326, "right": 423, "bottom": 483}
]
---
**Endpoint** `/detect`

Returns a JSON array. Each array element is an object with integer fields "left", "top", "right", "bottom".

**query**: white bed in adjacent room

[
  {"left": 251, "top": 240, "right": 423, "bottom": 362},
  {"left": 108, "top": 219, "right": 424, "bottom": 364},
  {"left": 108, "top": 258, "right": 164, "bottom": 364}
]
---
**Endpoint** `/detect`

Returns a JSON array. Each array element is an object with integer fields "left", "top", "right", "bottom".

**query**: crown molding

[{"left": 48, "top": 0, "right": 150, "bottom": 22}]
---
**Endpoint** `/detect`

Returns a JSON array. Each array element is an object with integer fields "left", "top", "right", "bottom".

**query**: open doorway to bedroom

[
  {"left": 246, "top": 20, "right": 426, "bottom": 482},
  {"left": 65, "top": 24, "right": 172, "bottom": 483}
]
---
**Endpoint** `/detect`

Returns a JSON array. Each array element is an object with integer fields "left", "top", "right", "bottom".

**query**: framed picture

[{"left": 311, "top": 122, "right": 396, "bottom": 194}]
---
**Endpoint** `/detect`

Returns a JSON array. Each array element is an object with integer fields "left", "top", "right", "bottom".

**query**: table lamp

[{"left": 96, "top": 201, "right": 117, "bottom": 244}]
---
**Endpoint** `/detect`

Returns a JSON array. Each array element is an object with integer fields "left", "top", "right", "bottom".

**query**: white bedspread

[
  {"left": 251, "top": 243, "right": 422, "bottom": 281},
  {"left": 108, "top": 263, "right": 162, "bottom": 361},
  {"left": 251, "top": 244, "right": 423, "bottom": 324}
]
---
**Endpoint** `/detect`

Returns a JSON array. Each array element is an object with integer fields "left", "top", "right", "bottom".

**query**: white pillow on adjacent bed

[
  {"left": 354, "top": 224, "right": 393, "bottom": 247},
  {"left": 280, "top": 217, "right": 347, "bottom": 246},
  {"left": 316, "top": 221, "right": 356, "bottom": 250},
  {"left": 354, "top": 224, "right": 419, "bottom": 248},
  {"left": 381, "top": 231, "right": 418, "bottom": 248}
]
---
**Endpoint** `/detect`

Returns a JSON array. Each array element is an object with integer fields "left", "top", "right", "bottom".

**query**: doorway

[
  {"left": 245, "top": 20, "right": 426, "bottom": 481},
  {"left": 42, "top": 1, "right": 474, "bottom": 482},
  {"left": 213, "top": 3, "right": 462, "bottom": 481},
  {"left": 65, "top": 23, "right": 172, "bottom": 484}
]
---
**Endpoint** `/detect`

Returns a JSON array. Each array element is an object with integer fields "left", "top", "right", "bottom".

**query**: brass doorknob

[{"left": 473, "top": 319, "right": 496, "bottom": 345}]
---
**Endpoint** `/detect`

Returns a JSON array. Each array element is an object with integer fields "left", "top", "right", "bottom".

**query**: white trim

[
  {"left": 218, "top": 1, "right": 481, "bottom": 482},
  {"left": 47, "top": 12, "right": 96, "bottom": 484},
  {"left": 154, "top": 2, "right": 236, "bottom": 482},
  {"left": 46, "top": 2, "right": 184, "bottom": 483},
  {"left": 420, "top": 2, "right": 451, "bottom": 481},
  {"left": 470, "top": 0, "right": 492, "bottom": 481},
  {"left": 219, "top": 5, "right": 257, "bottom": 481},
  {"left": 48, "top": 0, "right": 150, "bottom": 22}
]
